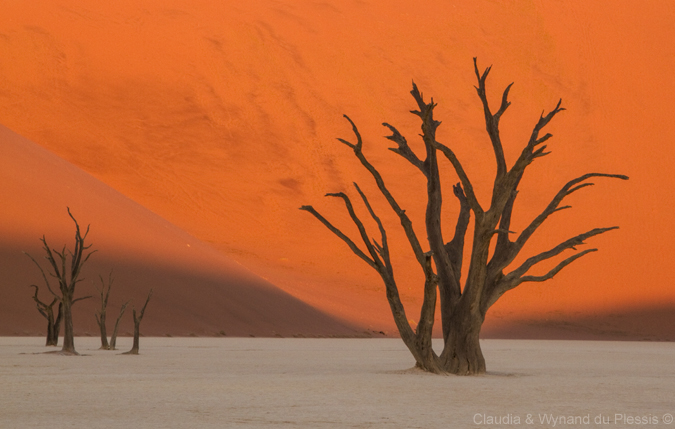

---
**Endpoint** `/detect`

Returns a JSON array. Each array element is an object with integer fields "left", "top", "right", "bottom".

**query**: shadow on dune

[
  {"left": 482, "top": 306, "right": 675, "bottom": 341},
  {"left": 0, "top": 244, "right": 363, "bottom": 338}
]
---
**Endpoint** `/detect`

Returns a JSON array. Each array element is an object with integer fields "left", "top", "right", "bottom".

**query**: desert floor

[{"left": 2, "top": 337, "right": 674, "bottom": 428}]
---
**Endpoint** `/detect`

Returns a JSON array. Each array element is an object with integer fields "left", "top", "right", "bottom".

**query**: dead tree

[
  {"left": 123, "top": 289, "right": 153, "bottom": 355},
  {"left": 94, "top": 270, "right": 131, "bottom": 350},
  {"left": 28, "top": 285, "right": 62, "bottom": 346},
  {"left": 25, "top": 208, "right": 95, "bottom": 355},
  {"left": 109, "top": 300, "right": 130, "bottom": 350},
  {"left": 94, "top": 272, "right": 114, "bottom": 350},
  {"left": 301, "top": 59, "right": 628, "bottom": 375}
]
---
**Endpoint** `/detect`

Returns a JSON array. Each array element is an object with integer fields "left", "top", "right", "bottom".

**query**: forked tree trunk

[{"left": 407, "top": 303, "right": 485, "bottom": 375}]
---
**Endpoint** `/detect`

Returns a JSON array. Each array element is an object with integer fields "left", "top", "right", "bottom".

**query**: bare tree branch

[
  {"left": 325, "top": 191, "right": 384, "bottom": 270},
  {"left": 29, "top": 285, "right": 52, "bottom": 319},
  {"left": 353, "top": 183, "right": 392, "bottom": 276},
  {"left": 299, "top": 205, "right": 377, "bottom": 270},
  {"left": 487, "top": 249, "right": 598, "bottom": 311},
  {"left": 382, "top": 122, "right": 425, "bottom": 173},
  {"left": 492, "top": 173, "right": 629, "bottom": 275},
  {"left": 507, "top": 227, "right": 617, "bottom": 280},
  {"left": 508, "top": 99, "right": 566, "bottom": 178},
  {"left": 72, "top": 295, "right": 92, "bottom": 304},
  {"left": 519, "top": 249, "right": 597, "bottom": 283},
  {"left": 493, "top": 175, "right": 521, "bottom": 253},
  {"left": 444, "top": 183, "right": 471, "bottom": 286},
  {"left": 338, "top": 115, "right": 427, "bottom": 269},
  {"left": 485, "top": 227, "right": 618, "bottom": 308},
  {"left": 24, "top": 251, "right": 60, "bottom": 300},
  {"left": 138, "top": 289, "right": 153, "bottom": 321},
  {"left": 473, "top": 57, "right": 511, "bottom": 178},
  {"left": 433, "top": 141, "right": 483, "bottom": 214}
]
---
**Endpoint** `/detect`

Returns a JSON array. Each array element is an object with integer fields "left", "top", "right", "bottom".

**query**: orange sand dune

[
  {"left": 0, "top": 1, "right": 674, "bottom": 337},
  {"left": 0, "top": 125, "right": 357, "bottom": 337}
]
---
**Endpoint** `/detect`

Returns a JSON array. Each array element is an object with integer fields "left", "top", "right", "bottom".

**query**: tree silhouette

[
  {"left": 123, "top": 289, "right": 153, "bottom": 355},
  {"left": 94, "top": 272, "right": 130, "bottom": 350},
  {"left": 301, "top": 59, "right": 628, "bottom": 375},
  {"left": 25, "top": 208, "right": 94, "bottom": 355}
]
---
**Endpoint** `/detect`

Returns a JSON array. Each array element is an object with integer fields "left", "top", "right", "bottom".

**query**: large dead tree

[
  {"left": 123, "top": 289, "right": 153, "bottom": 355},
  {"left": 301, "top": 59, "right": 628, "bottom": 375},
  {"left": 25, "top": 208, "right": 95, "bottom": 355},
  {"left": 28, "top": 284, "right": 62, "bottom": 346}
]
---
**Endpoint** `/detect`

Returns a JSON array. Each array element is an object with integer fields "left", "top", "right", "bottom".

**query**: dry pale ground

[{"left": 2, "top": 338, "right": 674, "bottom": 428}]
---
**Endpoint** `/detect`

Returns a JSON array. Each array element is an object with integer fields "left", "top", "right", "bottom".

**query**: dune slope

[
  {"left": 0, "top": 1, "right": 674, "bottom": 336},
  {"left": 0, "top": 125, "right": 357, "bottom": 337}
]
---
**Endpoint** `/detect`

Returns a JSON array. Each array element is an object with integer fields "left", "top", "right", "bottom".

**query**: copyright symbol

[{"left": 664, "top": 413, "right": 673, "bottom": 424}]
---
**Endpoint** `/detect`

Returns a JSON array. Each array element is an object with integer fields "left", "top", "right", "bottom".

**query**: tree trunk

[
  {"left": 45, "top": 317, "right": 57, "bottom": 346},
  {"left": 97, "top": 317, "right": 109, "bottom": 350},
  {"left": 109, "top": 301, "right": 129, "bottom": 350},
  {"left": 44, "top": 303, "right": 62, "bottom": 346},
  {"left": 50, "top": 303, "right": 62, "bottom": 347},
  {"left": 61, "top": 298, "right": 77, "bottom": 355},
  {"left": 412, "top": 338, "right": 444, "bottom": 374},
  {"left": 96, "top": 311, "right": 109, "bottom": 350},
  {"left": 127, "top": 317, "right": 141, "bottom": 355},
  {"left": 109, "top": 328, "right": 119, "bottom": 351},
  {"left": 440, "top": 308, "right": 486, "bottom": 375}
]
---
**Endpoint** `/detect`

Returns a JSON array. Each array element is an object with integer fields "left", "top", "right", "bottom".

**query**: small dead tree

[
  {"left": 25, "top": 208, "right": 95, "bottom": 355},
  {"left": 28, "top": 284, "right": 62, "bottom": 346},
  {"left": 93, "top": 272, "right": 130, "bottom": 350},
  {"left": 301, "top": 59, "right": 628, "bottom": 375},
  {"left": 123, "top": 289, "right": 153, "bottom": 355},
  {"left": 96, "top": 271, "right": 130, "bottom": 351}
]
